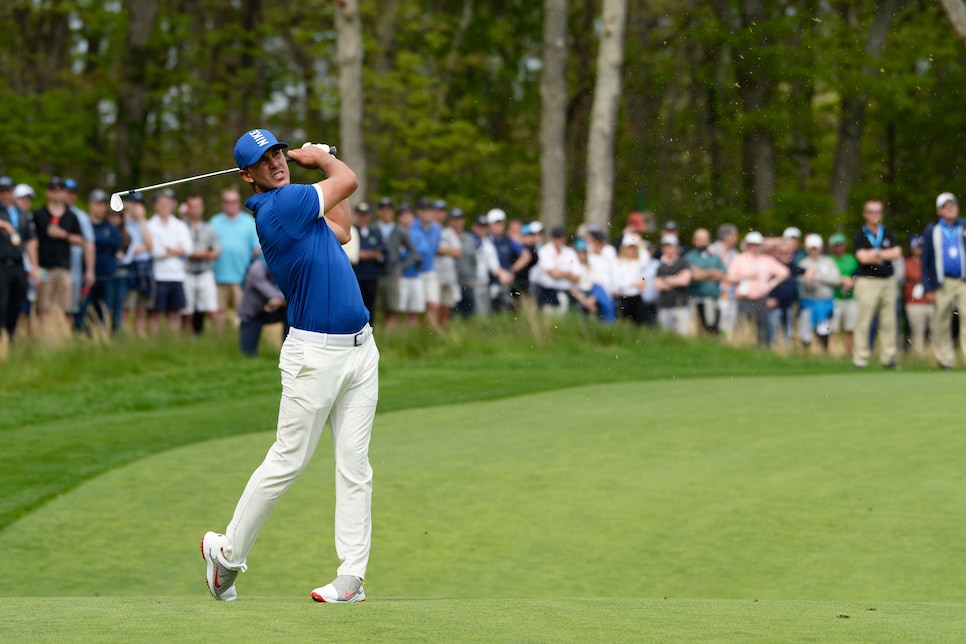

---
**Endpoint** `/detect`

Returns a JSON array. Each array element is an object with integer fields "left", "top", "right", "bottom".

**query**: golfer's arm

[{"left": 314, "top": 155, "right": 357, "bottom": 244}]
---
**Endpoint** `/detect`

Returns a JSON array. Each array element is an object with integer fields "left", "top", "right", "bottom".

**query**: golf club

[{"left": 109, "top": 145, "right": 337, "bottom": 212}]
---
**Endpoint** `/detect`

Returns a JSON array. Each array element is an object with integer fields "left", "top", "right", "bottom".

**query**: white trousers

[{"left": 224, "top": 330, "right": 380, "bottom": 579}]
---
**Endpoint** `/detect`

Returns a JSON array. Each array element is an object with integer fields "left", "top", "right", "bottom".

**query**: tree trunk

[
  {"left": 938, "top": 0, "right": 966, "bottom": 39},
  {"left": 830, "top": 0, "right": 902, "bottom": 214},
  {"left": 115, "top": 0, "right": 160, "bottom": 189},
  {"left": 585, "top": 0, "right": 628, "bottom": 229},
  {"left": 540, "top": 0, "right": 569, "bottom": 231},
  {"left": 335, "top": 0, "right": 367, "bottom": 205}
]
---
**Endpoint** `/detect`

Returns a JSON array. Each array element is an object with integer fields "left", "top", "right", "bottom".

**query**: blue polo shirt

[
  {"left": 246, "top": 184, "right": 369, "bottom": 334},
  {"left": 408, "top": 220, "right": 441, "bottom": 273}
]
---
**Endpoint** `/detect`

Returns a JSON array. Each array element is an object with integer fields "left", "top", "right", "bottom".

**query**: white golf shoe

[
  {"left": 201, "top": 532, "right": 246, "bottom": 601},
  {"left": 311, "top": 575, "right": 366, "bottom": 603}
]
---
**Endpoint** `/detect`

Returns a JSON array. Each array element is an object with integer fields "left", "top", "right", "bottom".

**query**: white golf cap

[
  {"left": 13, "top": 183, "right": 35, "bottom": 199},
  {"left": 782, "top": 226, "right": 802, "bottom": 239},
  {"left": 622, "top": 233, "right": 643, "bottom": 248},
  {"left": 745, "top": 231, "right": 764, "bottom": 245},
  {"left": 936, "top": 192, "right": 957, "bottom": 208},
  {"left": 660, "top": 234, "right": 679, "bottom": 246},
  {"left": 804, "top": 233, "right": 823, "bottom": 249},
  {"left": 486, "top": 208, "right": 506, "bottom": 224}
]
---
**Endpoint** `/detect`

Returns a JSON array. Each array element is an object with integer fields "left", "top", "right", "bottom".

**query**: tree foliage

[{"left": 0, "top": 0, "right": 964, "bottom": 238}]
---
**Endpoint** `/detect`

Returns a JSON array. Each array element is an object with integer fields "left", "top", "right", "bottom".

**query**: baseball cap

[
  {"left": 529, "top": 221, "right": 544, "bottom": 235},
  {"left": 396, "top": 202, "right": 413, "bottom": 214},
  {"left": 13, "top": 184, "right": 35, "bottom": 199},
  {"left": 937, "top": 192, "right": 957, "bottom": 208},
  {"left": 745, "top": 231, "right": 765, "bottom": 245},
  {"left": 574, "top": 237, "right": 588, "bottom": 252},
  {"left": 783, "top": 226, "right": 802, "bottom": 239},
  {"left": 660, "top": 234, "right": 679, "bottom": 246},
  {"left": 626, "top": 212, "right": 646, "bottom": 232},
  {"left": 551, "top": 225, "right": 566, "bottom": 238},
  {"left": 804, "top": 233, "right": 823, "bottom": 249},
  {"left": 234, "top": 128, "right": 288, "bottom": 169},
  {"left": 0, "top": 176, "right": 13, "bottom": 190},
  {"left": 64, "top": 178, "right": 79, "bottom": 192},
  {"left": 355, "top": 201, "right": 371, "bottom": 214},
  {"left": 663, "top": 220, "right": 679, "bottom": 231},
  {"left": 122, "top": 192, "right": 144, "bottom": 203},
  {"left": 48, "top": 176, "right": 66, "bottom": 190},
  {"left": 377, "top": 196, "right": 393, "bottom": 208},
  {"left": 448, "top": 208, "right": 464, "bottom": 219},
  {"left": 486, "top": 208, "right": 506, "bottom": 224},
  {"left": 88, "top": 189, "right": 109, "bottom": 203},
  {"left": 152, "top": 188, "right": 176, "bottom": 202},
  {"left": 910, "top": 234, "right": 924, "bottom": 249},
  {"left": 622, "top": 233, "right": 643, "bottom": 248},
  {"left": 475, "top": 215, "right": 489, "bottom": 226},
  {"left": 432, "top": 199, "right": 447, "bottom": 210},
  {"left": 416, "top": 197, "right": 432, "bottom": 209},
  {"left": 829, "top": 233, "right": 846, "bottom": 246},
  {"left": 587, "top": 224, "right": 607, "bottom": 242}
]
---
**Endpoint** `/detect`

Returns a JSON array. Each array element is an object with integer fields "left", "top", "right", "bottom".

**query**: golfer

[{"left": 202, "top": 129, "right": 378, "bottom": 603}]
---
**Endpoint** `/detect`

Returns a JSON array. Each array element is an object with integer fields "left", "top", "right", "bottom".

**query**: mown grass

[
  {"left": 0, "top": 317, "right": 853, "bottom": 531},
  {"left": 2, "top": 317, "right": 962, "bottom": 642}
]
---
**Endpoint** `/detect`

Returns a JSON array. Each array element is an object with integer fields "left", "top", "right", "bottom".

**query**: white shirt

[
  {"left": 613, "top": 256, "right": 649, "bottom": 297},
  {"left": 147, "top": 214, "right": 193, "bottom": 282},
  {"left": 536, "top": 242, "right": 579, "bottom": 290},
  {"left": 588, "top": 245, "right": 619, "bottom": 295}
]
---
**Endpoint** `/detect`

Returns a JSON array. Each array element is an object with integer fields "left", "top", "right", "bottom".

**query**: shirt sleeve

[{"left": 275, "top": 184, "right": 325, "bottom": 238}]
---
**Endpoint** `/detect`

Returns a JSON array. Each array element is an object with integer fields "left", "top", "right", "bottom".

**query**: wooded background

[{"left": 2, "top": 0, "right": 966, "bottom": 238}]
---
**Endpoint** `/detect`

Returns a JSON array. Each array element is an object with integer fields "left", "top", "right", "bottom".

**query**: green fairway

[
  {"left": 1, "top": 597, "right": 964, "bottom": 643},
  {"left": 0, "top": 326, "right": 963, "bottom": 640}
]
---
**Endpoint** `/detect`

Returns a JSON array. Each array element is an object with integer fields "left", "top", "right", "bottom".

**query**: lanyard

[{"left": 863, "top": 225, "right": 884, "bottom": 250}]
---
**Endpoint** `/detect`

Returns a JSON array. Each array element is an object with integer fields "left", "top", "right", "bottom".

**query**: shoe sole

[{"left": 311, "top": 590, "right": 366, "bottom": 603}]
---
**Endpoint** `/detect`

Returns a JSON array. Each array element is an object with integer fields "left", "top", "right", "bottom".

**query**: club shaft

[{"left": 114, "top": 167, "right": 240, "bottom": 197}]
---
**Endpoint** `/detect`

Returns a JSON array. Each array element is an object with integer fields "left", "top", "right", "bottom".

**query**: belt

[
  {"left": 289, "top": 324, "right": 372, "bottom": 347},
  {"left": 0, "top": 258, "right": 22, "bottom": 266}
]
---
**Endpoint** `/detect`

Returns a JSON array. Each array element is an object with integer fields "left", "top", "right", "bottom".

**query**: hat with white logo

[
  {"left": 745, "top": 231, "right": 765, "bottom": 245},
  {"left": 234, "top": 129, "right": 288, "bottom": 169}
]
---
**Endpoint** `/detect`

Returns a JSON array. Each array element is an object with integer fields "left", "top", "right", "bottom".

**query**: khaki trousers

[
  {"left": 931, "top": 279, "right": 966, "bottom": 367},
  {"left": 853, "top": 276, "right": 897, "bottom": 367},
  {"left": 904, "top": 303, "right": 934, "bottom": 357}
]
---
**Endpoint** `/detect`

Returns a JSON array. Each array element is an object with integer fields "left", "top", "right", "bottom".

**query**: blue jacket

[{"left": 921, "top": 218, "right": 966, "bottom": 293}]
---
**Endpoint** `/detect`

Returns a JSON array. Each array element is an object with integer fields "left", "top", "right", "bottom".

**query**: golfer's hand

[{"left": 287, "top": 142, "right": 335, "bottom": 170}]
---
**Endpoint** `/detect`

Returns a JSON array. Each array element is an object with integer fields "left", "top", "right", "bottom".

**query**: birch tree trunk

[
  {"left": 585, "top": 0, "right": 627, "bottom": 229},
  {"left": 938, "top": 0, "right": 966, "bottom": 39},
  {"left": 540, "top": 0, "right": 569, "bottom": 231},
  {"left": 335, "top": 0, "right": 367, "bottom": 204}
]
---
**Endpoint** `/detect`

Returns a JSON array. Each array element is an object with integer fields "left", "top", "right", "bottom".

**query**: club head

[{"left": 109, "top": 193, "right": 125, "bottom": 212}]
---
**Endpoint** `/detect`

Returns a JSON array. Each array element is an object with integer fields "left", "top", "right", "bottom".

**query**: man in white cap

[
  {"left": 485, "top": 208, "right": 531, "bottom": 312},
  {"left": 726, "top": 231, "right": 790, "bottom": 346},
  {"left": 797, "top": 233, "right": 841, "bottom": 351},
  {"left": 920, "top": 192, "right": 966, "bottom": 369},
  {"left": 782, "top": 226, "right": 805, "bottom": 263},
  {"left": 654, "top": 233, "right": 693, "bottom": 335}
]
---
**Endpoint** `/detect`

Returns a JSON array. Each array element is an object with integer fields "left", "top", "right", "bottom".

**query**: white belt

[{"left": 289, "top": 324, "right": 372, "bottom": 347}]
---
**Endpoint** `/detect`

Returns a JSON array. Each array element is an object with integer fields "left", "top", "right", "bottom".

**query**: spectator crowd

[{"left": 2, "top": 173, "right": 965, "bottom": 369}]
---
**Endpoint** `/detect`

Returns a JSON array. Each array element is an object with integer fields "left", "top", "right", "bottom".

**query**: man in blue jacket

[{"left": 921, "top": 192, "right": 966, "bottom": 369}]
